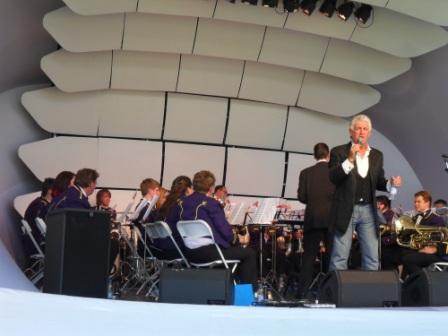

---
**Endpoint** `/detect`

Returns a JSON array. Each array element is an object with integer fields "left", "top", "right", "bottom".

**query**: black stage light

[
  {"left": 337, "top": 1, "right": 355, "bottom": 21},
  {"left": 242, "top": 0, "right": 258, "bottom": 5},
  {"left": 319, "top": 0, "right": 337, "bottom": 17},
  {"left": 262, "top": 0, "right": 279, "bottom": 7},
  {"left": 283, "top": 0, "right": 299, "bottom": 13},
  {"left": 229, "top": 0, "right": 236, "bottom": 3},
  {"left": 354, "top": 4, "right": 373, "bottom": 24},
  {"left": 300, "top": 0, "right": 317, "bottom": 16}
]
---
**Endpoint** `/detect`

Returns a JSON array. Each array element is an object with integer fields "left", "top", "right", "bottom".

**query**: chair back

[
  {"left": 21, "top": 219, "right": 44, "bottom": 256},
  {"left": 35, "top": 217, "right": 47, "bottom": 236}
]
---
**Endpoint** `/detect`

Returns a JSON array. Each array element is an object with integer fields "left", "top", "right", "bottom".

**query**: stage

[{"left": 1, "top": 288, "right": 447, "bottom": 336}]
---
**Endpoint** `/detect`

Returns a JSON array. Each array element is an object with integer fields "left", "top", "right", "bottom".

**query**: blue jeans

[{"left": 329, "top": 204, "right": 379, "bottom": 271}]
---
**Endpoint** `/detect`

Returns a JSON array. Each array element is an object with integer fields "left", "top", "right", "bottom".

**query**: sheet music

[
  {"left": 247, "top": 198, "right": 281, "bottom": 225},
  {"left": 226, "top": 202, "right": 246, "bottom": 225}
]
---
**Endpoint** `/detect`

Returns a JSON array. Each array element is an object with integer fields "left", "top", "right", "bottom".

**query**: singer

[{"left": 328, "top": 114, "right": 402, "bottom": 271}]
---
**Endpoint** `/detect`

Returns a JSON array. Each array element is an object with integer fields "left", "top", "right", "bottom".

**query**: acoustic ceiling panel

[
  {"left": 111, "top": 51, "right": 180, "bottom": 91},
  {"left": 177, "top": 54, "right": 244, "bottom": 97},
  {"left": 138, "top": 0, "right": 216, "bottom": 18},
  {"left": 214, "top": 0, "right": 287, "bottom": 28},
  {"left": 123, "top": 13, "right": 197, "bottom": 54},
  {"left": 297, "top": 72, "right": 381, "bottom": 117},
  {"left": 320, "top": 39, "right": 411, "bottom": 85},
  {"left": 41, "top": 50, "right": 112, "bottom": 92},
  {"left": 226, "top": 148, "right": 285, "bottom": 197},
  {"left": 18, "top": 137, "right": 99, "bottom": 182},
  {"left": 284, "top": 7, "right": 356, "bottom": 40},
  {"left": 238, "top": 61, "right": 304, "bottom": 107},
  {"left": 164, "top": 93, "right": 227, "bottom": 144},
  {"left": 386, "top": 0, "right": 448, "bottom": 26},
  {"left": 21, "top": 87, "right": 165, "bottom": 139},
  {"left": 63, "top": 0, "right": 138, "bottom": 15},
  {"left": 98, "top": 138, "right": 162, "bottom": 189},
  {"left": 283, "top": 107, "right": 348, "bottom": 153},
  {"left": 259, "top": 27, "right": 329, "bottom": 73},
  {"left": 226, "top": 100, "right": 287, "bottom": 150},
  {"left": 43, "top": 7, "right": 124, "bottom": 52},
  {"left": 194, "top": 18, "right": 265, "bottom": 61},
  {"left": 351, "top": 7, "right": 448, "bottom": 58},
  {"left": 284, "top": 153, "right": 316, "bottom": 199},
  {"left": 163, "top": 142, "right": 225, "bottom": 189}
]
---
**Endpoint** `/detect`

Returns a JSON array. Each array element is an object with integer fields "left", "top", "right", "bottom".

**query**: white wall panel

[
  {"left": 214, "top": 0, "right": 286, "bottom": 28},
  {"left": 283, "top": 107, "right": 348, "bottom": 153},
  {"left": 351, "top": 7, "right": 448, "bottom": 58},
  {"left": 284, "top": 153, "right": 316, "bottom": 199},
  {"left": 41, "top": 50, "right": 112, "bottom": 92},
  {"left": 98, "top": 138, "right": 162, "bottom": 188},
  {"left": 18, "top": 137, "right": 99, "bottom": 182},
  {"left": 177, "top": 55, "right": 244, "bottom": 97},
  {"left": 123, "top": 13, "right": 197, "bottom": 54},
  {"left": 138, "top": 0, "right": 216, "bottom": 18},
  {"left": 226, "top": 148, "right": 285, "bottom": 197},
  {"left": 387, "top": 0, "right": 448, "bottom": 26},
  {"left": 98, "top": 91, "right": 165, "bottom": 139},
  {"left": 239, "top": 61, "right": 304, "bottom": 106},
  {"left": 111, "top": 51, "right": 180, "bottom": 91},
  {"left": 321, "top": 39, "right": 411, "bottom": 85},
  {"left": 194, "top": 18, "right": 265, "bottom": 61},
  {"left": 284, "top": 9, "right": 356, "bottom": 40},
  {"left": 44, "top": 7, "right": 124, "bottom": 52},
  {"left": 297, "top": 72, "right": 380, "bottom": 117},
  {"left": 163, "top": 143, "right": 225, "bottom": 189},
  {"left": 63, "top": 0, "right": 138, "bottom": 15},
  {"left": 259, "top": 27, "right": 329, "bottom": 72},
  {"left": 226, "top": 100, "right": 287, "bottom": 150},
  {"left": 164, "top": 93, "right": 227, "bottom": 144}
]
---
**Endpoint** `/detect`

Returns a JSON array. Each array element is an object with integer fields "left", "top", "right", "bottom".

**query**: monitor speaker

[{"left": 402, "top": 269, "right": 448, "bottom": 306}]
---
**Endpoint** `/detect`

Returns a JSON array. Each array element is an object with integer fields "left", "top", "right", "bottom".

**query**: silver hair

[{"left": 350, "top": 114, "right": 372, "bottom": 131}]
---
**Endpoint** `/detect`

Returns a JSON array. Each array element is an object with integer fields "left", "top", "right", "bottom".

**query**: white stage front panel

[
  {"left": 98, "top": 138, "right": 162, "bottom": 189},
  {"left": 226, "top": 100, "right": 287, "bottom": 150},
  {"left": 63, "top": 0, "right": 138, "bottom": 15},
  {"left": 226, "top": 148, "right": 285, "bottom": 197},
  {"left": 138, "top": 0, "right": 216, "bottom": 18},
  {"left": 284, "top": 153, "right": 316, "bottom": 199},
  {"left": 162, "top": 143, "right": 225, "bottom": 189},
  {"left": 164, "top": 93, "right": 227, "bottom": 144}
]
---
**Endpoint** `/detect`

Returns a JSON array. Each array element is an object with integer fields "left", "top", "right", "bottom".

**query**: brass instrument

[{"left": 395, "top": 215, "right": 448, "bottom": 250}]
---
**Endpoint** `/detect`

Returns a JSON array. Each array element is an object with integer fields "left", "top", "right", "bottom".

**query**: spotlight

[
  {"left": 337, "top": 1, "right": 355, "bottom": 21},
  {"left": 242, "top": 0, "right": 258, "bottom": 4},
  {"left": 354, "top": 4, "right": 373, "bottom": 24},
  {"left": 319, "top": 0, "right": 337, "bottom": 17},
  {"left": 300, "top": 0, "right": 317, "bottom": 16},
  {"left": 262, "top": 0, "right": 279, "bottom": 7},
  {"left": 283, "top": 0, "right": 299, "bottom": 13}
]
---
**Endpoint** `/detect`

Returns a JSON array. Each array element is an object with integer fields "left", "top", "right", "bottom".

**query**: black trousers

[
  {"left": 185, "top": 245, "right": 257, "bottom": 286},
  {"left": 297, "top": 228, "right": 330, "bottom": 297},
  {"left": 402, "top": 251, "right": 441, "bottom": 277}
]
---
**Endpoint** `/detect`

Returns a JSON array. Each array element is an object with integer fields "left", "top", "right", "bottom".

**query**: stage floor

[{"left": 1, "top": 288, "right": 447, "bottom": 336}]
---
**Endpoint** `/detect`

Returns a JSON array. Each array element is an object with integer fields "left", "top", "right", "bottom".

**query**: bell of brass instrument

[{"left": 395, "top": 215, "right": 448, "bottom": 250}]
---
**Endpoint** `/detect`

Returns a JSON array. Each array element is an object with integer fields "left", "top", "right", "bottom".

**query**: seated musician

[
  {"left": 132, "top": 178, "right": 161, "bottom": 231},
  {"left": 170, "top": 170, "right": 257, "bottom": 286},
  {"left": 22, "top": 177, "right": 54, "bottom": 265},
  {"left": 49, "top": 168, "right": 118, "bottom": 272},
  {"left": 376, "top": 195, "right": 400, "bottom": 270},
  {"left": 402, "top": 191, "right": 446, "bottom": 278},
  {"left": 51, "top": 171, "right": 75, "bottom": 199},
  {"left": 93, "top": 188, "right": 117, "bottom": 220}
]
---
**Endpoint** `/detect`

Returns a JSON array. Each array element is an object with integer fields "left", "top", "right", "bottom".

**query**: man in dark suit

[
  {"left": 329, "top": 114, "right": 402, "bottom": 271},
  {"left": 296, "top": 143, "right": 335, "bottom": 299}
]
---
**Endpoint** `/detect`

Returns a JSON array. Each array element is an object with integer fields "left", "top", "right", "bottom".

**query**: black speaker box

[
  {"left": 402, "top": 269, "right": 448, "bottom": 306},
  {"left": 318, "top": 270, "right": 401, "bottom": 307},
  {"left": 43, "top": 209, "right": 110, "bottom": 298},
  {"left": 159, "top": 268, "right": 234, "bottom": 305}
]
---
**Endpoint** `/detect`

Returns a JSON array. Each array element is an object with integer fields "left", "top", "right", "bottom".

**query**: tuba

[{"left": 395, "top": 215, "right": 448, "bottom": 250}]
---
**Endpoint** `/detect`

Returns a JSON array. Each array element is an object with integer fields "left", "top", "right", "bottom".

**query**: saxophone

[{"left": 395, "top": 215, "right": 448, "bottom": 250}]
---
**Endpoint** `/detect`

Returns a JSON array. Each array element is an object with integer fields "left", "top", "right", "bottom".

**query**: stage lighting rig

[
  {"left": 354, "top": 4, "right": 373, "bottom": 24},
  {"left": 262, "top": 0, "right": 279, "bottom": 7},
  {"left": 300, "top": 0, "right": 317, "bottom": 16},
  {"left": 337, "top": 1, "right": 355, "bottom": 21},
  {"left": 283, "top": 0, "right": 299, "bottom": 13},
  {"left": 319, "top": 0, "right": 337, "bottom": 17},
  {"left": 242, "top": 0, "right": 258, "bottom": 5}
]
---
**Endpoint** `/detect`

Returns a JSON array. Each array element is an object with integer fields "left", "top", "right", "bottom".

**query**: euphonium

[{"left": 394, "top": 215, "right": 448, "bottom": 250}]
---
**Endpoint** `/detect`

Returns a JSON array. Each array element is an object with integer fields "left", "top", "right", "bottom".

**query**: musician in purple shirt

[{"left": 170, "top": 170, "right": 257, "bottom": 285}]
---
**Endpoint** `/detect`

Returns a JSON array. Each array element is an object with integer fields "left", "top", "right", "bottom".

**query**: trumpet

[{"left": 395, "top": 215, "right": 448, "bottom": 250}]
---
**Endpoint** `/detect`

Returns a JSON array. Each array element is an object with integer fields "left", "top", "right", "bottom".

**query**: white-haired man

[{"left": 328, "top": 114, "right": 402, "bottom": 271}]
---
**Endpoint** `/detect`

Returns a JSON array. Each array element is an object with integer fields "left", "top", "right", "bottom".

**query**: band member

[
  {"left": 170, "top": 170, "right": 257, "bottom": 286},
  {"left": 213, "top": 185, "right": 229, "bottom": 208},
  {"left": 133, "top": 178, "right": 161, "bottom": 227},
  {"left": 296, "top": 143, "right": 335, "bottom": 299},
  {"left": 402, "top": 191, "right": 446, "bottom": 277},
  {"left": 329, "top": 114, "right": 402, "bottom": 271},
  {"left": 376, "top": 195, "right": 399, "bottom": 270},
  {"left": 94, "top": 188, "right": 117, "bottom": 220},
  {"left": 22, "top": 177, "right": 54, "bottom": 264},
  {"left": 434, "top": 199, "right": 447, "bottom": 209},
  {"left": 51, "top": 171, "right": 75, "bottom": 198}
]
